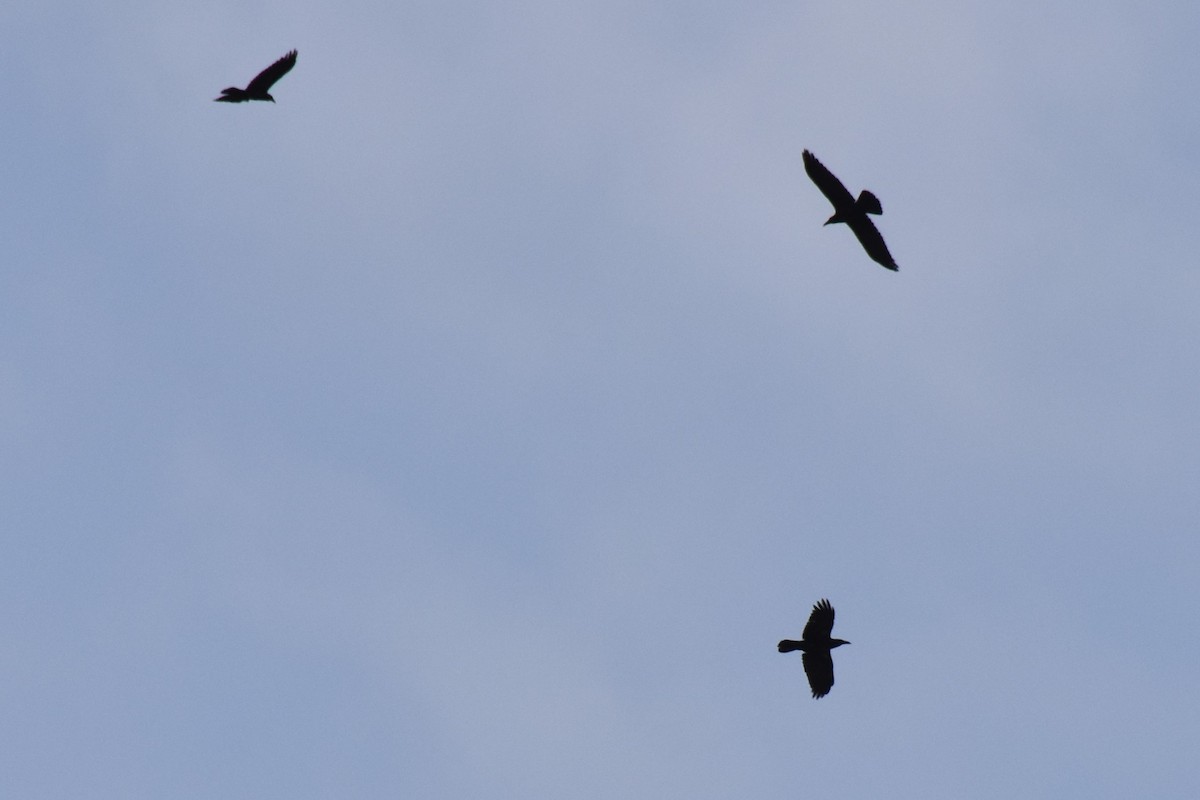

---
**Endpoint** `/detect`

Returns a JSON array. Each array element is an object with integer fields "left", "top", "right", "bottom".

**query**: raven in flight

[
  {"left": 803, "top": 150, "right": 898, "bottom": 271},
  {"left": 214, "top": 50, "right": 298, "bottom": 103},
  {"left": 778, "top": 599, "right": 850, "bottom": 699}
]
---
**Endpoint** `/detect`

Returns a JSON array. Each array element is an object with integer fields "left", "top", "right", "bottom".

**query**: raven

[
  {"left": 215, "top": 50, "right": 298, "bottom": 103},
  {"left": 803, "top": 150, "right": 898, "bottom": 271},
  {"left": 778, "top": 599, "right": 850, "bottom": 699}
]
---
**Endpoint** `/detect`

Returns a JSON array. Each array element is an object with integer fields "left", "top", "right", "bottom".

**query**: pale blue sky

[{"left": 4, "top": 2, "right": 1199, "bottom": 797}]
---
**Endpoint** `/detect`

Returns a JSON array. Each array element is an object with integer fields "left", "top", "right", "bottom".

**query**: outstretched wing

[
  {"left": 847, "top": 216, "right": 899, "bottom": 271},
  {"left": 802, "top": 598, "right": 836, "bottom": 640},
  {"left": 802, "top": 651, "right": 835, "bottom": 699},
  {"left": 803, "top": 150, "right": 855, "bottom": 211},
  {"left": 246, "top": 50, "right": 298, "bottom": 94}
]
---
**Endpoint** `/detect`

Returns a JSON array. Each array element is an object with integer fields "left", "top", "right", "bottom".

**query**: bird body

[
  {"left": 215, "top": 50, "right": 298, "bottom": 103},
  {"left": 802, "top": 149, "right": 898, "bottom": 271},
  {"left": 778, "top": 598, "right": 849, "bottom": 699}
]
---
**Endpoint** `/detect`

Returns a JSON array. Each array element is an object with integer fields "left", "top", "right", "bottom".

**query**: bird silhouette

[
  {"left": 778, "top": 599, "right": 850, "bottom": 699},
  {"left": 214, "top": 50, "right": 298, "bottom": 103},
  {"left": 803, "top": 150, "right": 898, "bottom": 271}
]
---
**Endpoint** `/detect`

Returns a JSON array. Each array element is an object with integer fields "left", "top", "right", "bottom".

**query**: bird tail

[
  {"left": 215, "top": 88, "right": 245, "bottom": 103},
  {"left": 777, "top": 640, "right": 803, "bottom": 653},
  {"left": 855, "top": 190, "right": 883, "bottom": 215}
]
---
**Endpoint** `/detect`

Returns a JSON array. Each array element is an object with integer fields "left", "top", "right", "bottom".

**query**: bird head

[
  {"left": 265, "top": 94, "right": 276, "bottom": 103},
  {"left": 823, "top": 213, "right": 841, "bottom": 226},
  {"left": 830, "top": 638, "right": 850, "bottom": 648}
]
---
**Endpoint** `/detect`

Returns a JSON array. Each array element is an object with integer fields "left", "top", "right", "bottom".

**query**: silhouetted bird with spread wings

[
  {"left": 214, "top": 50, "right": 298, "bottom": 103},
  {"left": 803, "top": 150, "right": 898, "bottom": 271},
  {"left": 778, "top": 599, "right": 850, "bottom": 699}
]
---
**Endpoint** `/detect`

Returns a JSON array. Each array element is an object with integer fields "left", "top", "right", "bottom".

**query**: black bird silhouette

[
  {"left": 803, "top": 150, "right": 898, "bottom": 271},
  {"left": 214, "top": 50, "right": 298, "bottom": 103},
  {"left": 778, "top": 599, "right": 850, "bottom": 699}
]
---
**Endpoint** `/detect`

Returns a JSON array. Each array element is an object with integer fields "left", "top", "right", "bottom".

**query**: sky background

[{"left": 4, "top": 1, "right": 1199, "bottom": 797}]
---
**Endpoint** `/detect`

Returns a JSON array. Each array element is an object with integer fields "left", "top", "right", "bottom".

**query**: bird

[
  {"left": 802, "top": 149, "right": 898, "bottom": 271},
  {"left": 778, "top": 598, "right": 850, "bottom": 699},
  {"left": 214, "top": 50, "right": 298, "bottom": 103}
]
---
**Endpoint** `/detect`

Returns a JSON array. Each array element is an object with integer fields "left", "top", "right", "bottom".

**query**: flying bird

[
  {"left": 214, "top": 50, "right": 298, "bottom": 103},
  {"left": 778, "top": 599, "right": 850, "bottom": 699},
  {"left": 803, "top": 150, "right": 898, "bottom": 271}
]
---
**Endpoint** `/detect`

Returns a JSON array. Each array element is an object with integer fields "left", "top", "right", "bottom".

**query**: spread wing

[
  {"left": 802, "top": 599, "right": 835, "bottom": 640},
  {"left": 802, "top": 651, "right": 835, "bottom": 699},
  {"left": 246, "top": 50, "right": 298, "bottom": 94},
  {"left": 847, "top": 216, "right": 899, "bottom": 271},
  {"left": 803, "top": 150, "right": 855, "bottom": 210}
]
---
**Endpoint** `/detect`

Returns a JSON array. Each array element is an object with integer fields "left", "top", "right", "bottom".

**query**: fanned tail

[{"left": 856, "top": 190, "right": 883, "bottom": 215}]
